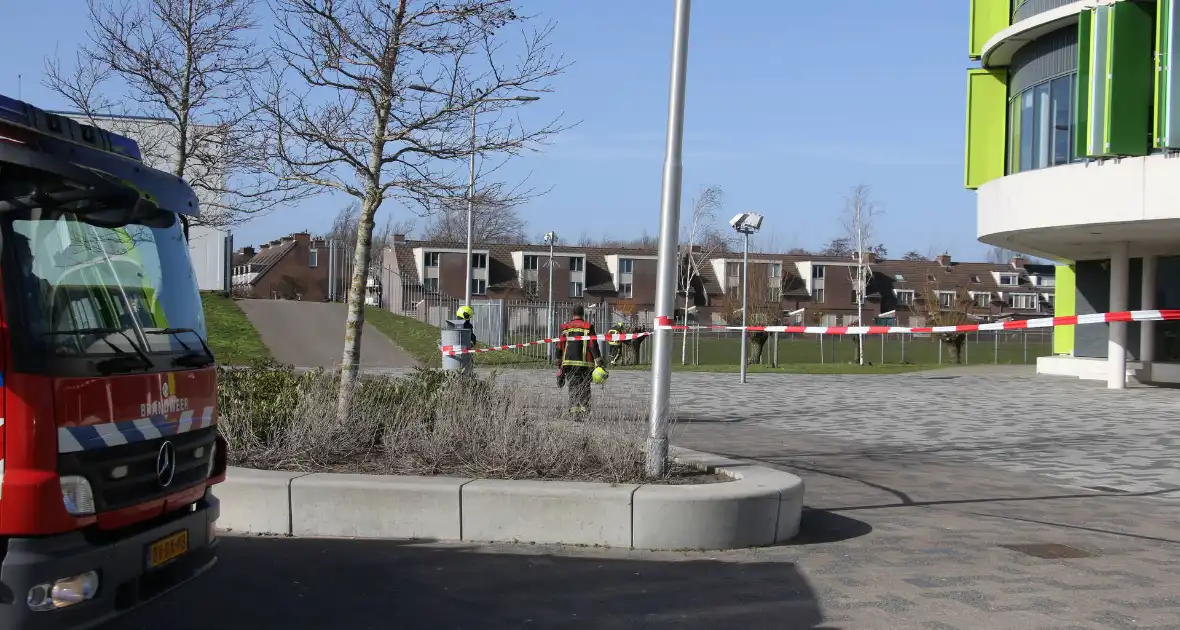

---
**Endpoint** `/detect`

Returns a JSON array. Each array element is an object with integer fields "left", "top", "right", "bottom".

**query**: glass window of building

[{"left": 1009, "top": 73, "right": 1077, "bottom": 174}]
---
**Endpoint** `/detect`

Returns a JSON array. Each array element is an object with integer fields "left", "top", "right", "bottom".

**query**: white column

[
  {"left": 1141, "top": 254, "right": 1158, "bottom": 380},
  {"left": 1108, "top": 243, "right": 1130, "bottom": 389}
]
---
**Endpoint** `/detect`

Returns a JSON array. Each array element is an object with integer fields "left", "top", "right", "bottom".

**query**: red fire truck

[{"left": 0, "top": 94, "right": 226, "bottom": 628}]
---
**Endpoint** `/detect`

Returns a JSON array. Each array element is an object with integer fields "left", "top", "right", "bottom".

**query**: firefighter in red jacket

[{"left": 557, "top": 305, "right": 604, "bottom": 414}]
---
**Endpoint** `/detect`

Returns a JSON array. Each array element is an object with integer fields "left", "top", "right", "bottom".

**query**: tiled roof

[
  {"left": 242, "top": 240, "right": 297, "bottom": 285},
  {"left": 386, "top": 239, "right": 1057, "bottom": 303}
]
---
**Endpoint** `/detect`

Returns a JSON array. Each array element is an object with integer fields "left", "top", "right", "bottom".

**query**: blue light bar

[
  {"left": 107, "top": 134, "right": 142, "bottom": 161},
  {"left": 0, "top": 94, "right": 27, "bottom": 125},
  {"left": 0, "top": 93, "right": 143, "bottom": 162}
]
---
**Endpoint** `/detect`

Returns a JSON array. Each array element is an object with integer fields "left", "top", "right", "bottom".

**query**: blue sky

[{"left": 0, "top": 1, "right": 982, "bottom": 258}]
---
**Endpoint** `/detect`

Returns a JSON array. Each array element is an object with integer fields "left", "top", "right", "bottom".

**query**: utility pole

[
  {"left": 646, "top": 0, "right": 692, "bottom": 479},
  {"left": 544, "top": 231, "right": 557, "bottom": 362}
]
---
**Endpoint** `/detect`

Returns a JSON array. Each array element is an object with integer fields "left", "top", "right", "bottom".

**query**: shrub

[{"left": 216, "top": 362, "right": 650, "bottom": 483}]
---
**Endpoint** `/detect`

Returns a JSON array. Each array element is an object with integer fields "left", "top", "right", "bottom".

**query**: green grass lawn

[
  {"left": 363, "top": 308, "right": 546, "bottom": 368},
  {"left": 201, "top": 292, "right": 270, "bottom": 365}
]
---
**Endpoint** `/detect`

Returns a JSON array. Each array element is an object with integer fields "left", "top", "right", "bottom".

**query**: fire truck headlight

[
  {"left": 60, "top": 476, "right": 96, "bottom": 516},
  {"left": 27, "top": 571, "right": 99, "bottom": 611}
]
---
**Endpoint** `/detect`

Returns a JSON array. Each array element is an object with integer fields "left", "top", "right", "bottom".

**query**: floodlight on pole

[
  {"left": 729, "top": 212, "right": 764, "bottom": 384},
  {"left": 543, "top": 231, "right": 558, "bottom": 361}
]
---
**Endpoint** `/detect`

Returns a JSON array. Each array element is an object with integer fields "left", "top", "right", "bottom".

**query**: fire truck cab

[{"left": 0, "top": 94, "right": 226, "bottom": 629}]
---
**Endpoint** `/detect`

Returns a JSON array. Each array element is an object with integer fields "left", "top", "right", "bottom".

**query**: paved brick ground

[
  {"left": 464, "top": 367, "right": 1180, "bottom": 495},
  {"left": 112, "top": 366, "right": 1180, "bottom": 629}
]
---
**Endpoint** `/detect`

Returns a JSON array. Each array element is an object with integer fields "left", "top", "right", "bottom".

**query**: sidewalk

[{"left": 671, "top": 421, "right": 1180, "bottom": 629}]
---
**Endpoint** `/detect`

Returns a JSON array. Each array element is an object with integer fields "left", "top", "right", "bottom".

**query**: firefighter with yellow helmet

[
  {"left": 606, "top": 321, "right": 625, "bottom": 365},
  {"left": 455, "top": 305, "right": 477, "bottom": 347},
  {"left": 557, "top": 305, "right": 606, "bottom": 415}
]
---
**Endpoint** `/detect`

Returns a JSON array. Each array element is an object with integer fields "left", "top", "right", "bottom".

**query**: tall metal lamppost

[
  {"left": 730, "top": 212, "right": 764, "bottom": 384},
  {"left": 407, "top": 85, "right": 540, "bottom": 306},
  {"left": 543, "top": 231, "right": 558, "bottom": 362},
  {"left": 647, "top": 0, "right": 692, "bottom": 478}
]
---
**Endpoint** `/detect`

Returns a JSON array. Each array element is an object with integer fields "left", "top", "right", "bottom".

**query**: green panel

[
  {"left": 1053, "top": 264, "right": 1076, "bottom": 356},
  {"left": 969, "top": 0, "right": 1011, "bottom": 59},
  {"left": 1075, "top": 10, "right": 1092, "bottom": 159},
  {"left": 1105, "top": 0, "right": 1153, "bottom": 156},
  {"left": 964, "top": 69, "right": 1009, "bottom": 189},
  {"left": 1158, "top": 0, "right": 1180, "bottom": 148},
  {"left": 1086, "top": 5, "right": 1110, "bottom": 156}
]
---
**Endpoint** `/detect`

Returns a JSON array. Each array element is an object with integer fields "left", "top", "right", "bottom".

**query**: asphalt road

[
  {"left": 107, "top": 535, "right": 826, "bottom": 630},
  {"left": 237, "top": 300, "right": 418, "bottom": 369}
]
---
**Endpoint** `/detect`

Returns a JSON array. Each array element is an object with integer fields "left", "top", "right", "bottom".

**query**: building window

[
  {"left": 768, "top": 287, "right": 782, "bottom": 302},
  {"left": 423, "top": 278, "right": 439, "bottom": 293},
  {"left": 471, "top": 278, "right": 487, "bottom": 295},
  {"left": 768, "top": 263, "right": 781, "bottom": 279},
  {"left": 938, "top": 291, "right": 955, "bottom": 309},
  {"left": 1044, "top": 293, "right": 1056, "bottom": 307},
  {"left": 998, "top": 273, "right": 1018, "bottom": 286},
  {"left": 569, "top": 257, "right": 584, "bottom": 272},
  {"left": 524, "top": 280, "right": 539, "bottom": 297},
  {"left": 812, "top": 265, "right": 825, "bottom": 279},
  {"left": 1008, "top": 73, "right": 1076, "bottom": 174},
  {"left": 425, "top": 252, "right": 441, "bottom": 267},
  {"left": 620, "top": 258, "right": 634, "bottom": 274},
  {"left": 970, "top": 275, "right": 981, "bottom": 283},
  {"left": 1009, "top": 293, "right": 1038, "bottom": 309},
  {"left": 570, "top": 281, "right": 584, "bottom": 298},
  {"left": 726, "top": 262, "right": 741, "bottom": 278},
  {"left": 813, "top": 287, "right": 825, "bottom": 303},
  {"left": 523, "top": 255, "right": 539, "bottom": 271},
  {"left": 619, "top": 282, "right": 633, "bottom": 299},
  {"left": 1038, "top": 275, "right": 1055, "bottom": 287},
  {"left": 471, "top": 253, "right": 488, "bottom": 269},
  {"left": 309, "top": 249, "right": 319, "bottom": 268},
  {"left": 894, "top": 289, "right": 914, "bottom": 305},
  {"left": 851, "top": 290, "right": 860, "bottom": 304},
  {"left": 973, "top": 292, "right": 991, "bottom": 308}
]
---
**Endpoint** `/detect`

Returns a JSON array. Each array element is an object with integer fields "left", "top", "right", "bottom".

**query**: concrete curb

[{"left": 213, "top": 449, "right": 804, "bottom": 550}]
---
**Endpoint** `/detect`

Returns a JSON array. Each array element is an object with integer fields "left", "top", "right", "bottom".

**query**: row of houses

[{"left": 230, "top": 232, "right": 1058, "bottom": 327}]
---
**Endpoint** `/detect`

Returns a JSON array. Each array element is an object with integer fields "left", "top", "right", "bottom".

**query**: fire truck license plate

[{"left": 148, "top": 530, "right": 189, "bottom": 568}]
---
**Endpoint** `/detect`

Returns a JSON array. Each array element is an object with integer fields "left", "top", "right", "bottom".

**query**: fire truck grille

[{"left": 57, "top": 426, "right": 218, "bottom": 512}]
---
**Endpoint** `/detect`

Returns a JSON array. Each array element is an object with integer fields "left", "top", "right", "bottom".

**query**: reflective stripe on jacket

[
  {"left": 606, "top": 328, "right": 621, "bottom": 346},
  {"left": 558, "top": 319, "right": 599, "bottom": 367}
]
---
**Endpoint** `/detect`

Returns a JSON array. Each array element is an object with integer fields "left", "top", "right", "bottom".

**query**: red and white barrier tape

[
  {"left": 442, "top": 332, "right": 651, "bottom": 356},
  {"left": 440, "top": 309, "right": 1180, "bottom": 356},
  {"left": 656, "top": 309, "right": 1180, "bottom": 335}
]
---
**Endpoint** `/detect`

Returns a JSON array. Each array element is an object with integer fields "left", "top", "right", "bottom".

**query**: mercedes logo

[{"left": 156, "top": 441, "right": 177, "bottom": 488}]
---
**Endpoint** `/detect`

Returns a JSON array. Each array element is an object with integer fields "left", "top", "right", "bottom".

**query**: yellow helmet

[
  {"left": 592, "top": 366, "right": 609, "bottom": 385},
  {"left": 456, "top": 305, "right": 474, "bottom": 320}
]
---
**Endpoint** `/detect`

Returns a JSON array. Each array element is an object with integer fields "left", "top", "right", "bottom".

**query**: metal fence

[
  {"left": 382, "top": 276, "right": 1055, "bottom": 367},
  {"left": 676, "top": 328, "right": 1055, "bottom": 367}
]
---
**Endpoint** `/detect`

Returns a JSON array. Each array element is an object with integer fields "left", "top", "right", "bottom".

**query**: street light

[
  {"left": 543, "top": 231, "right": 558, "bottom": 362},
  {"left": 730, "top": 212, "right": 764, "bottom": 385},
  {"left": 407, "top": 84, "right": 540, "bottom": 306},
  {"left": 647, "top": 0, "right": 692, "bottom": 479}
]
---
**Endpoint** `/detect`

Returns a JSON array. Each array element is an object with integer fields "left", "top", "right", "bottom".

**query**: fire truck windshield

[{"left": 0, "top": 190, "right": 208, "bottom": 376}]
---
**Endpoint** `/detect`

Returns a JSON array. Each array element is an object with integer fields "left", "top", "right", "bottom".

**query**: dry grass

[{"left": 217, "top": 361, "right": 687, "bottom": 484}]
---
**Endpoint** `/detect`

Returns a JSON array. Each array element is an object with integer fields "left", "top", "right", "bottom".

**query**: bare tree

[
  {"left": 263, "top": 0, "right": 566, "bottom": 420},
  {"left": 423, "top": 185, "right": 527, "bottom": 243},
  {"left": 843, "top": 184, "right": 881, "bottom": 365},
  {"left": 44, "top": 0, "right": 309, "bottom": 228},
  {"left": 721, "top": 268, "right": 779, "bottom": 366},
  {"left": 678, "top": 185, "right": 728, "bottom": 364},
  {"left": 913, "top": 281, "right": 977, "bottom": 364}
]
